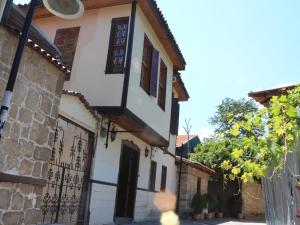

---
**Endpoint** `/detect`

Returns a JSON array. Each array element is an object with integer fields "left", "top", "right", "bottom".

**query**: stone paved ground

[
  {"left": 185, "top": 218, "right": 266, "bottom": 225},
  {"left": 138, "top": 218, "right": 266, "bottom": 225}
]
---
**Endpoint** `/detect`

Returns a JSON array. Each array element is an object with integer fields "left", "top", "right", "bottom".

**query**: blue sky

[{"left": 14, "top": 0, "right": 300, "bottom": 139}]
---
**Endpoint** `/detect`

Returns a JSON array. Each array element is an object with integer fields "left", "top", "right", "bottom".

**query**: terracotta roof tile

[
  {"left": 175, "top": 156, "right": 215, "bottom": 176},
  {"left": 176, "top": 135, "right": 197, "bottom": 148},
  {"left": 62, "top": 90, "right": 99, "bottom": 119}
]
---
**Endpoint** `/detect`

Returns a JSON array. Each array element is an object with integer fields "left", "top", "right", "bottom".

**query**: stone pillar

[
  {"left": 0, "top": 26, "right": 65, "bottom": 225},
  {"left": 242, "top": 182, "right": 265, "bottom": 218}
]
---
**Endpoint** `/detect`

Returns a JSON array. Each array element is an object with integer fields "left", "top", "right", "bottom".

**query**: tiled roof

[
  {"left": 148, "top": 0, "right": 186, "bottom": 69},
  {"left": 18, "top": 0, "right": 186, "bottom": 70},
  {"left": 249, "top": 84, "right": 299, "bottom": 106},
  {"left": 62, "top": 90, "right": 99, "bottom": 119},
  {"left": 175, "top": 156, "right": 216, "bottom": 176},
  {"left": 176, "top": 134, "right": 197, "bottom": 148}
]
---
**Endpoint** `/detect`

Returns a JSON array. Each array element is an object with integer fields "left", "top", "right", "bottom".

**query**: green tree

[
  {"left": 192, "top": 86, "right": 300, "bottom": 183},
  {"left": 191, "top": 97, "right": 259, "bottom": 176},
  {"left": 208, "top": 98, "right": 258, "bottom": 134}
]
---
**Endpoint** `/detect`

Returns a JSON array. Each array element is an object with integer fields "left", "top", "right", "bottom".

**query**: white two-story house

[{"left": 29, "top": 0, "right": 189, "bottom": 224}]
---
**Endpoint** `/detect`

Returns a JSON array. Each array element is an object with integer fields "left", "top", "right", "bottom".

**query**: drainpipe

[
  {"left": 0, "top": 0, "right": 39, "bottom": 139},
  {"left": 176, "top": 143, "right": 184, "bottom": 214}
]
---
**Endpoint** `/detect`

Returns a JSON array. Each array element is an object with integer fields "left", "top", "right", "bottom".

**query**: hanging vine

[{"left": 218, "top": 85, "right": 300, "bottom": 183}]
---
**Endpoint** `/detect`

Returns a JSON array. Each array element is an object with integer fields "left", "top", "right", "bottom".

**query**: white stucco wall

[
  {"left": 0, "top": 0, "right": 7, "bottom": 21},
  {"left": 127, "top": 5, "right": 173, "bottom": 140},
  {"left": 89, "top": 124, "right": 178, "bottom": 225},
  {"left": 35, "top": 5, "right": 131, "bottom": 107},
  {"left": 59, "top": 94, "right": 98, "bottom": 132}
]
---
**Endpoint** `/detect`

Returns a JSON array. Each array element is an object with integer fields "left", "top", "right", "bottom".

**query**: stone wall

[
  {"left": 0, "top": 26, "right": 65, "bottom": 225},
  {"left": 242, "top": 182, "right": 265, "bottom": 217},
  {"left": 178, "top": 164, "right": 210, "bottom": 215}
]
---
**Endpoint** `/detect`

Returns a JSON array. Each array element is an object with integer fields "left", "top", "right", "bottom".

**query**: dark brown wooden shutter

[
  {"left": 150, "top": 48, "right": 159, "bottom": 97},
  {"left": 54, "top": 27, "right": 80, "bottom": 80},
  {"left": 149, "top": 161, "right": 157, "bottom": 191},
  {"left": 170, "top": 98, "right": 180, "bottom": 135},
  {"left": 140, "top": 36, "right": 153, "bottom": 94},
  {"left": 158, "top": 60, "right": 167, "bottom": 110},
  {"left": 160, "top": 165, "right": 167, "bottom": 192}
]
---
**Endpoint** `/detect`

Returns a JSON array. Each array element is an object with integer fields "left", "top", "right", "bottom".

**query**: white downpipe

[{"left": 0, "top": 90, "right": 12, "bottom": 137}]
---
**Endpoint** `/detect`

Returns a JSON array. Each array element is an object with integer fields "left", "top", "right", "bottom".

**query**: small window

[
  {"left": 160, "top": 165, "right": 167, "bottom": 192},
  {"left": 105, "top": 17, "right": 129, "bottom": 74},
  {"left": 54, "top": 27, "right": 80, "bottom": 80},
  {"left": 197, "top": 177, "right": 202, "bottom": 194},
  {"left": 140, "top": 35, "right": 159, "bottom": 96},
  {"left": 149, "top": 161, "right": 157, "bottom": 191},
  {"left": 158, "top": 60, "right": 167, "bottom": 110}
]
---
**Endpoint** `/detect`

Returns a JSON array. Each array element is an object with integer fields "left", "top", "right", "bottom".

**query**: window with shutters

[
  {"left": 160, "top": 165, "right": 167, "bottom": 192},
  {"left": 158, "top": 60, "right": 167, "bottom": 110},
  {"left": 105, "top": 17, "right": 129, "bottom": 74},
  {"left": 170, "top": 98, "right": 180, "bottom": 135},
  {"left": 197, "top": 177, "right": 202, "bottom": 194},
  {"left": 140, "top": 35, "right": 159, "bottom": 96},
  {"left": 149, "top": 160, "right": 157, "bottom": 191},
  {"left": 54, "top": 26, "right": 80, "bottom": 80}
]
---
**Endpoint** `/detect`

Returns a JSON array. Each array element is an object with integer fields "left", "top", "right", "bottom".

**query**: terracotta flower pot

[
  {"left": 193, "top": 213, "right": 204, "bottom": 220},
  {"left": 296, "top": 183, "right": 300, "bottom": 190},
  {"left": 205, "top": 212, "right": 214, "bottom": 220},
  {"left": 217, "top": 212, "right": 223, "bottom": 218},
  {"left": 238, "top": 213, "right": 244, "bottom": 219}
]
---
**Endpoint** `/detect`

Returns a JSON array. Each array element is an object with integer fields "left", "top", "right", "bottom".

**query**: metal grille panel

[{"left": 41, "top": 117, "right": 93, "bottom": 225}]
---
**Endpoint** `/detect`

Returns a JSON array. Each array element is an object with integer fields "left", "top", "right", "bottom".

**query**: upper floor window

[
  {"left": 54, "top": 26, "right": 80, "bottom": 80},
  {"left": 105, "top": 17, "right": 129, "bottom": 74},
  {"left": 158, "top": 60, "right": 167, "bottom": 110},
  {"left": 140, "top": 35, "right": 159, "bottom": 96},
  {"left": 160, "top": 165, "right": 167, "bottom": 192}
]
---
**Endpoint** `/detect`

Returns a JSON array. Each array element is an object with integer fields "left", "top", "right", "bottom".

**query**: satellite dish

[{"left": 42, "top": 0, "right": 84, "bottom": 20}]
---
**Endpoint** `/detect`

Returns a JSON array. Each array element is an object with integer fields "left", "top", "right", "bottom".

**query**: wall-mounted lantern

[
  {"left": 110, "top": 126, "right": 117, "bottom": 142},
  {"left": 145, "top": 147, "right": 150, "bottom": 158}
]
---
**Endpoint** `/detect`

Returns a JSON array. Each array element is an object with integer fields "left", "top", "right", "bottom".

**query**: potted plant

[
  {"left": 204, "top": 194, "right": 217, "bottom": 220},
  {"left": 191, "top": 193, "right": 206, "bottom": 220},
  {"left": 232, "top": 194, "right": 243, "bottom": 219},
  {"left": 216, "top": 197, "right": 224, "bottom": 218}
]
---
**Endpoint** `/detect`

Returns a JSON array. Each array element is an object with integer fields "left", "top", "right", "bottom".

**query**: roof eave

[
  {"left": 248, "top": 84, "right": 299, "bottom": 105},
  {"left": 29, "top": 0, "right": 186, "bottom": 71},
  {"left": 173, "top": 73, "right": 189, "bottom": 101}
]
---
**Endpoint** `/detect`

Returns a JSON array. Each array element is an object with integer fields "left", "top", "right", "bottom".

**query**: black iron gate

[{"left": 41, "top": 117, "right": 94, "bottom": 225}]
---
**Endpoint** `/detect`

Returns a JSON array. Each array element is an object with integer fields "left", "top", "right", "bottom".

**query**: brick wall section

[
  {"left": 242, "top": 182, "right": 265, "bottom": 217},
  {"left": 178, "top": 164, "right": 210, "bottom": 215},
  {"left": 0, "top": 26, "right": 65, "bottom": 225}
]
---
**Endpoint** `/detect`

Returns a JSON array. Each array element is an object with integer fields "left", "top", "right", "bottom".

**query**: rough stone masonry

[{"left": 0, "top": 26, "right": 65, "bottom": 225}]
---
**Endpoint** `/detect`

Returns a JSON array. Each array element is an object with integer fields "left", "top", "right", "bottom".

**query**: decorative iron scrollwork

[{"left": 41, "top": 118, "right": 92, "bottom": 225}]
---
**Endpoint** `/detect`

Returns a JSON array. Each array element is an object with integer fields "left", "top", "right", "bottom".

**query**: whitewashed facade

[{"left": 34, "top": 0, "right": 188, "bottom": 224}]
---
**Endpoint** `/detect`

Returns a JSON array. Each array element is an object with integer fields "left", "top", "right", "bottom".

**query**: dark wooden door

[{"left": 115, "top": 144, "right": 140, "bottom": 220}]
